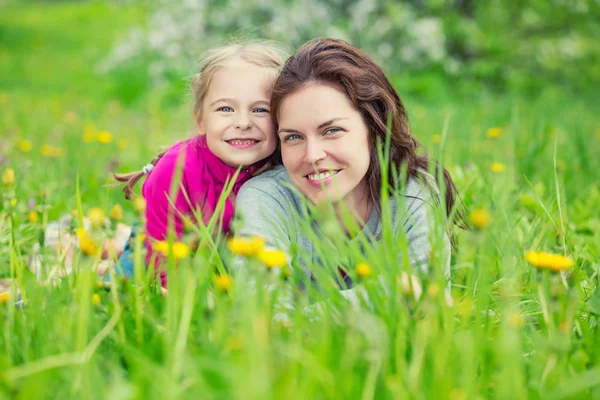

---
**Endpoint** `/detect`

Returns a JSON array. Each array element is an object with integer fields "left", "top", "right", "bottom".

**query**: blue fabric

[{"left": 103, "top": 224, "right": 142, "bottom": 282}]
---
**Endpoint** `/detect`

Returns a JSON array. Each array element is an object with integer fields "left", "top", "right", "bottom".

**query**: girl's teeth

[{"left": 229, "top": 140, "right": 256, "bottom": 145}]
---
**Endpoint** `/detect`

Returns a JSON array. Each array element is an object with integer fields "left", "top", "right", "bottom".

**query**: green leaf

[{"left": 587, "top": 285, "right": 600, "bottom": 316}]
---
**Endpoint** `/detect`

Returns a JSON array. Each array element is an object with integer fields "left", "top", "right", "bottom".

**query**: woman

[{"left": 235, "top": 38, "right": 462, "bottom": 286}]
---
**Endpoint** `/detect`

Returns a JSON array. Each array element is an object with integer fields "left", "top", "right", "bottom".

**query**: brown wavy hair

[{"left": 270, "top": 38, "right": 466, "bottom": 228}]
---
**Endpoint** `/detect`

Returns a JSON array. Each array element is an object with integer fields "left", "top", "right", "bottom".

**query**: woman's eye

[
  {"left": 325, "top": 127, "right": 341, "bottom": 135},
  {"left": 217, "top": 106, "right": 233, "bottom": 112},
  {"left": 253, "top": 108, "right": 270, "bottom": 113},
  {"left": 284, "top": 134, "right": 301, "bottom": 142}
]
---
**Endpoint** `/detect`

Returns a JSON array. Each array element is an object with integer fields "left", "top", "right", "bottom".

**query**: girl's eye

[
  {"left": 217, "top": 106, "right": 233, "bottom": 112},
  {"left": 253, "top": 108, "right": 270, "bottom": 113},
  {"left": 325, "top": 127, "right": 341, "bottom": 135}
]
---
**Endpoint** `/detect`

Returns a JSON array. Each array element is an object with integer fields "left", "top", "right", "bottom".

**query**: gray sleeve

[
  {"left": 401, "top": 188, "right": 451, "bottom": 280},
  {"left": 234, "top": 184, "right": 292, "bottom": 252}
]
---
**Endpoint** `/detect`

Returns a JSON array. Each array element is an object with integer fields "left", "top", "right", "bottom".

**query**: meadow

[{"left": 1, "top": 1, "right": 600, "bottom": 399}]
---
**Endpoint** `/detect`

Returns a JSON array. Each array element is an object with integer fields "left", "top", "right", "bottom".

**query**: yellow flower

[
  {"left": 355, "top": 262, "right": 372, "bottom": 279},
  {"left": 41, "top": 144, "right": 64, "bottom": 158},
  {"left": 213, "top": 274, "right": 233, "bottom": 292},
  {"left": 134, "top": 197, "right": 146, "bottom": 214},
  {"left": 427, "top": 283, "right": 440, "bottom": 298},
  {"left": 17, "top": 140, "right": 32, "bottom": 153},
  {"left": 257, "top": 248, "right": 287, "bottom": 269},
  {"left": 432, "top": 134, "right": 441, "bottom": 144},
  {"left": 87, "top": 207, "right": 105, "bottom": 229},
  {"left": 490, "top": 162, "right": 505, "bottom": 173},
  {"left": 152, "top": 241, "right": 190, "bottom": 260},
  {"left": 117, "top": 139, "right": 128, "bottom": 150},
  {"left": 96, "top": 131, "right": 113, "bottom": 144},
  {"left": 64, "top": 111, "right": 78, "bottom": 125},
  {"left": 469, "top": 209, "right": 492, "bottom": 229},
  {"left": 28, "top": 211, "right": 39, "bottom": 223},
  {"left": 10, "top": 199, "right": 17, "bottom": 207},
  {"left": 525, "top": 250, "right": 574, "bottom": 272},
  {"left": 82, "top": 132, "right": 95, "bottom": 143},
  {"left": 92, "top": 293, "right": 101, "bottom": 305},
  {"left": 227, "top": 236, "right": 265, "bottom": 256},
  {"left": 0, "top": 292, "right": 9, "bottom": 304},
  {"left": 507, "top": 311, "right": 525, "bottom": 328},
  {"left": 109, "top": 204, "right": 123, "bottom": 221},
  {"left": 486, "top": 127, "right": 502, "bottom": 138},
  {"left": 2, "top": 167, "right": 15, "bottom": 186},
  {"left": 76, "top": 229, "right": 100, "bottom": 256}
]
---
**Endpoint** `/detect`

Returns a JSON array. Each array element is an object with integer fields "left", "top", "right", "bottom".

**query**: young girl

[{"left": 109, "top": 42, "right": 284, "bottom": 286}]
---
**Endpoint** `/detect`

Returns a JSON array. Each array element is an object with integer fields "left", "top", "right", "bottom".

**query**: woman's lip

[{"left": 305, "top": 169, "right": 341, "bottom": 187}]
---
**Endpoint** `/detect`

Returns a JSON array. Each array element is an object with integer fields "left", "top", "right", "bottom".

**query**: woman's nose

[{"left": 303, "top": 139, "right": 326, "bottom": 164}]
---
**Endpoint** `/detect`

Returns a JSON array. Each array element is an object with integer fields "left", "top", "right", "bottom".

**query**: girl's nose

[{"left": 235, "top": 112, "right": 252, "bottom": 130}]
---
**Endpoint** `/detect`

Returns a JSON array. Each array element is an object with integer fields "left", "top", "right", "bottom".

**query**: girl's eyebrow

[
  {"left": 210, "top": 98, "right": 235, "bottom": 106},
  {"left": 278, "top": 117, "right": 349, "bottom": 134}
]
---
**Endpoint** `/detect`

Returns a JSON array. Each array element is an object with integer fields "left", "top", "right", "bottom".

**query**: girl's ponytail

[{"left": 113, "top": 151, "right": 166, "bottom": 200}]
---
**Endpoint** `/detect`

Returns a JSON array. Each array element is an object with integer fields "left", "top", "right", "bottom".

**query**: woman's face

[{"left": 277, "top": 84, "right": 371, "bottom": 208}]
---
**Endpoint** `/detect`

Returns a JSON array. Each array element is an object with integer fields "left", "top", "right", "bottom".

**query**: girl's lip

[{"left": 226, "top": 139, "right": 261, "bottom": 149}]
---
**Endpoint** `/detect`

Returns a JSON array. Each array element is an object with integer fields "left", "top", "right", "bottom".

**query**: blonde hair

[{"left": 115, "top": 41, "right": 286, "bottom": 199}]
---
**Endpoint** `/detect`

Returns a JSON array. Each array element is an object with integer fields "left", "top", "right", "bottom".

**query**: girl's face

[
  {"left": 277, "top": 84, "right": 371, "bottom": 208},
  {"left": 198, "top": 61, "right": 277, "bottom": 167}
]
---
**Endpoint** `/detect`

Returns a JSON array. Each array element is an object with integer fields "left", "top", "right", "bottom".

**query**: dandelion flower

[
  {"left": 134, "top": 197, "right": 146, "bottom": 214},
  {"left": 17, "top": 140, "right": 32, "bottom": 153},
  {"left": 355, "top": 262, "right": 372, "bottom": 279},
  {"left": 92, "top": 293, "right": 101, "bottom": 305},
  {"left": 97, "top": 131, "right": 113, "bottom": 144},
  {"left": 490, "top": 162, "right": 505, "bottom": 173},
  {"left": 2, "top": 167, "right": 15, "bottom": 186},
  {"left": 109, "top": 204, "right": 123, "bottom": 221},
  {"left": 432, "top": 134, "right": 441, "bottom": 144},
  {"left": 469, "top": 209, "right": 492, "bottom": 229},
  {"left": 28, "top": 211, "right": 39, "bottom": 223},
  {"left": 152, "top": 241, "right": 190, "bottom": 260},
  {"left": 213, "top": 274, "right": 233, "bottom": 292},
  {"left": 117, "top": 139, "right": 128, "bottom": 150},
  {"left": 258, "top": 248, "right": 287, "bottom": 269},
  {"left": 76, "top": 229, "right": 100, "bottom": 256},
  {"left": 427, "top": 283, "right": 440, "bottom": 298},
  {"left": 41, "top": 144, "right": 64, "bottom": 158},
  {"left": 0, "top": 292, "right": 9, "bottom": 304},
  {"left": 88, "top": 207, "right": 105, "bottom": 229},
  {"left": 486, "top": 127, "right": 502, "bottom": 138},
  {"left": 153, "top": 241, "right": 169, "bottom": 256},
  {"left": 507, "top": 311, "right": 525, "bottom": 328},
  {"left": 227, "top": 236, "right": 265, "bottom": 256},
  {"left": 525, "top": 250, "right": 574, "bottom": 272}
]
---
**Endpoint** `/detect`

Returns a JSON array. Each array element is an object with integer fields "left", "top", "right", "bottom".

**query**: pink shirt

[{"left": 142, "top": 134, "right": 262, "bottom": 286}]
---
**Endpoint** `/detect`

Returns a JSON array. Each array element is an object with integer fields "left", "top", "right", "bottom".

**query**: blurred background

[{"left": 1, "top": 0, "right": 599, "bottom": 217}]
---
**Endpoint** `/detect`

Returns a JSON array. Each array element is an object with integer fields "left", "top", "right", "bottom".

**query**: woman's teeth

[{"left": 308, "top": 170, "right": 338, "bottom": 181}]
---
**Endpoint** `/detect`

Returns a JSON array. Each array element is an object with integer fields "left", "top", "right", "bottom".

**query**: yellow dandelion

[
  {"left": 427, "top": 283, "right": 440, "bottom": 298},
  {"left": 507, "top": 311, "right": 525, "bottom": 328},
  {"left": 2, "top": 167, "right": 15, "bottom": 186},
  {"left": 213, "top": 274, "right": 233, "bottom": 292},
  {"left": 28, "top": 211, "right": 39, "bottom": 223},
  {"left": 432, "top": 134, "right": 441, "bottom": 144},
  {"left": 92, "top": 293, "right": 101, "bottom": 306},
  {"left": 82, "top": 132, "right": 95, "bottom": 143},
  {"left": 109, "top": 204, "right": 123, "bottom": 221},
  {"left": 171, "top": 242, "right": 190, "bottom": 259},
  {"left": 355, "top": 262, "right": 373, "bottom": 279},
  {"left": 152, "top": 241, "right": 169, "bottom": 255},
  {"left": 257, "top": 248, "right": 287, "bottom": 269},
  {"left": 469, "top": 209, "right": 492, "bottom": 229},
  {"left": 486, "top": 127, "right": 502, "bottom": 138},
  {"left": 227, "top": 236, "right": 265, "bottom": 256},
  {"left": 41, "top": 144, "right": 64, "bottom": 158},
  {"left": 76, "top": 229, "right": 100, "bottom": 256},
  {"left": 10, "top": 199, "right": 17, "bottom": 207},
  {"left": 96, "top": 131, "right": 113, "bottom": 144},
  {"left": 117, "top": 139, "right": 128, "bottom": 150},
  {"left": 134, "top": 197, "right": 146, "bottom": 214},
  {"left": 0, "top": 292, "right": 9, "bottom": 304},
  {"left": 17, "top": 140, "right": 32, "bottom": 153},
  {"left": 525, "top": 250, "right": 574, "bottom": 272},
  {"left": 87, "top": 207, "right": 105, "bottom": 229},
  {"left": 490, "top": 162, "right": 505, "bottom": 173}
]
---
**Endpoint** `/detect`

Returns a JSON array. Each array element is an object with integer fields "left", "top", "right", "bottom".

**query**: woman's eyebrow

[
  {"left": 278, "top": 128, "right": 301, "bottom": 134},
  {"left": 317, "top": 117, "right": 349, "bottom": 129}
]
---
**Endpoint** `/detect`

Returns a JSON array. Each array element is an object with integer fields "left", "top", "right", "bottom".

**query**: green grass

[{"left": 1, "top": 1, "right": 600, "bottom": 399}]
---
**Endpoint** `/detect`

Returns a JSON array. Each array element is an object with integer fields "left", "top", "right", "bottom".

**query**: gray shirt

[{"left": 234, "top": 165, "right": 450, "bottom": 281}]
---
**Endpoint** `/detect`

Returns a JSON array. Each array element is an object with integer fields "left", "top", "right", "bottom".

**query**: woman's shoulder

[{"left": 238, "top": 165, "right": 299, "bottom": 203}]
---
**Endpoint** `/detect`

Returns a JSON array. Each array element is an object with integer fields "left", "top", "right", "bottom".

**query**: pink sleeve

[{"left": 142, "top": 148, "right": 193, "bottom": 283}]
